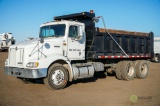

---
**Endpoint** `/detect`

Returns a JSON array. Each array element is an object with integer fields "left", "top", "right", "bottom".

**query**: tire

[
  {"left": 153, "top": 55, "right": 160, "bottom": 63},
  {"left": 121, "top": 61, "right": 135, "bottom": 81},
  {"left": 133, "top": 60, "right": 139, "bottom": 78},
  {"left": 43, "top": 63, "right": 68, "bottom": 90},
  {"left": 135, "top": 60, "right": 149, "bottom": 79},
  {"left": 115, "top": 61, "right": 123, "bottom": 80}
]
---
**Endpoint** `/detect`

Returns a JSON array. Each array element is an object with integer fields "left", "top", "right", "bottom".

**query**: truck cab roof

[{"left": 40, "top": 20, "right": 84, "bottom": 27}]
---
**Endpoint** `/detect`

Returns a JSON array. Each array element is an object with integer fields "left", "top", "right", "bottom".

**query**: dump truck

[
  {"left": 0, "top": 33, "right": 15, "bottom": 51},
  {"left": 153, "top": 37, "right": 160, "bottom": 62},
  {"left": 4, "top": 10, "right": 154, "bottom": 90}
]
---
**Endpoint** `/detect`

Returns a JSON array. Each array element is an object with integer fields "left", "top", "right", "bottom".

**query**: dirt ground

[{"left": 0, "top": 52, "right": 160, "bottom": 106}]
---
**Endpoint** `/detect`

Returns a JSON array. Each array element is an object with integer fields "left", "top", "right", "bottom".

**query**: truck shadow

[
  {"left": 31, "top": 74, "right": 106, "bottom": 85},
  {"left": 25, "top": 72, "right": 116, "bottom": 88},
  {"left": 66, "top": 77, "right": 98, "bottom": 88}
]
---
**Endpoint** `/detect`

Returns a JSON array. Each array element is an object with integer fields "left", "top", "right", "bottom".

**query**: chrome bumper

[{"left": 4, "top": 66, "right": 47, "bottom": 78}]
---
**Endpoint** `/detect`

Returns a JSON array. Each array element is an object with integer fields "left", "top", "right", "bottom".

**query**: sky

[{"left": 0, "top": 0, "right": 160, "bottom": 42}]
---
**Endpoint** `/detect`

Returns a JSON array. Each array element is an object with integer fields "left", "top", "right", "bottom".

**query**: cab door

[{"left": 67, "top": 24, "right": 85, "bottom": 60}]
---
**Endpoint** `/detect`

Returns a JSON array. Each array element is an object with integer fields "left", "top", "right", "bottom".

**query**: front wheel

[{"left": 43, "top": 63, "right": 68, "bottom": 90}]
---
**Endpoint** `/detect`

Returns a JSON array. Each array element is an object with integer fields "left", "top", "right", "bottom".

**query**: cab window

[{"left": 69, "top": 26, "right": 78, "bottom": 38}]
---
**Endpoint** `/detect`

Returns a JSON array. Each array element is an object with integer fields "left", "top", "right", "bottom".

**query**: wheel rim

[
  {"left": 127, "top": 64, "right": 134, "bottom": 76},
  {"left": 141, "top": 64, "right": 148, "bottom": 75},
  {"left": 51, "top": 69, "right": 64, "bottom": 86}
]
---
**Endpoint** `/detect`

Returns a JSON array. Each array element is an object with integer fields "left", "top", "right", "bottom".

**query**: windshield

[{"left": 39, "top": 24, "right": 66, "bottom": 38}]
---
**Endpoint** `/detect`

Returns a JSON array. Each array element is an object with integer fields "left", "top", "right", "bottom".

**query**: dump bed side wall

[{"left": 87, "top": 28, "right": 154, "bottom": 60}]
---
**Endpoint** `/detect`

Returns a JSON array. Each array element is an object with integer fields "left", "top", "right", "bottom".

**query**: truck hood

[
  {"left": 16, "top": 39, "right": 39, "bottom": 46},
  {"left": 10, "top": 37, "right": 64, "bottom": 48},
  {"left": 8, "top": 37, "right": 65, "bottom": 67}
]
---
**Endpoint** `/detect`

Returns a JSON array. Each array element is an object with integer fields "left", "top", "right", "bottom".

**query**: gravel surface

[{"left": 0, "top": 52, "right": 160, "bottom": 106}]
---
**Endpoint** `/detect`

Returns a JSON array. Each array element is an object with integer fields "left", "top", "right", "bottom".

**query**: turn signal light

[{"left": 26, "top": 62, "right": 39, "bottom": 68}]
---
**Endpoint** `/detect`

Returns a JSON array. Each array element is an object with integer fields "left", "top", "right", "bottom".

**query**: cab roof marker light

[{"left": 90, "top": 10, "right": 94, "bottom": 13}]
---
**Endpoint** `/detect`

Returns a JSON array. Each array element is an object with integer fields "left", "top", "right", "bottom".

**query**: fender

[{"left": 35, "top": 54, "right": 73, "bottom": 81}]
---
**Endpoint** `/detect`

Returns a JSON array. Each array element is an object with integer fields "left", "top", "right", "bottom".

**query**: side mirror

[
  {"left": 75, "top": 26, "right": 83, "bottom": 41},
  {"left": 40, "top": 37, "right": 44, "bottom": 43},
  {"left": 75, "top": 35, "right": 82, "bottom": 41}
]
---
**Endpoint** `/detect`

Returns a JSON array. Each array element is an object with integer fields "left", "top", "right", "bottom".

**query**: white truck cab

[
  {"left": 39, "top": 20, "right": 86, "bottom": 61},
  {"left": 5, "top": 20, "right": 89, "bottom": 89}
]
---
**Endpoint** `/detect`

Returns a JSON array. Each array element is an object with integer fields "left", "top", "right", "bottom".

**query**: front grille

[{"left": 9, "top": 48, "right": 24, "bottom": 66}]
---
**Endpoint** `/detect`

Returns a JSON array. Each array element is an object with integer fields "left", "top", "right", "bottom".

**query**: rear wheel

[
  {"left": 115, "top": 61, "right": 123, "bottom": 80},
  {"left": 43, "top": 63, "right": 68, "bottom": 90},
  {"left": 135, "top": 60, "right": 149, "bottom": 79},
  {"left": 121, "top": 61, "right": 135, "bottom": 81}
]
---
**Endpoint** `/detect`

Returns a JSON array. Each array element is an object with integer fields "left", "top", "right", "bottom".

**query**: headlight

[{"left": 26, "top": 62, "right": 39, "bottom": 68}]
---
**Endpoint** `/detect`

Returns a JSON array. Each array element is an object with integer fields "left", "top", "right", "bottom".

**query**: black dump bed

[
  {"left": 93, "top": 28, "right": 153, "bottom": 60},
  {"left": 54, "top": 11, "right": 154, "bottom": 60}
]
